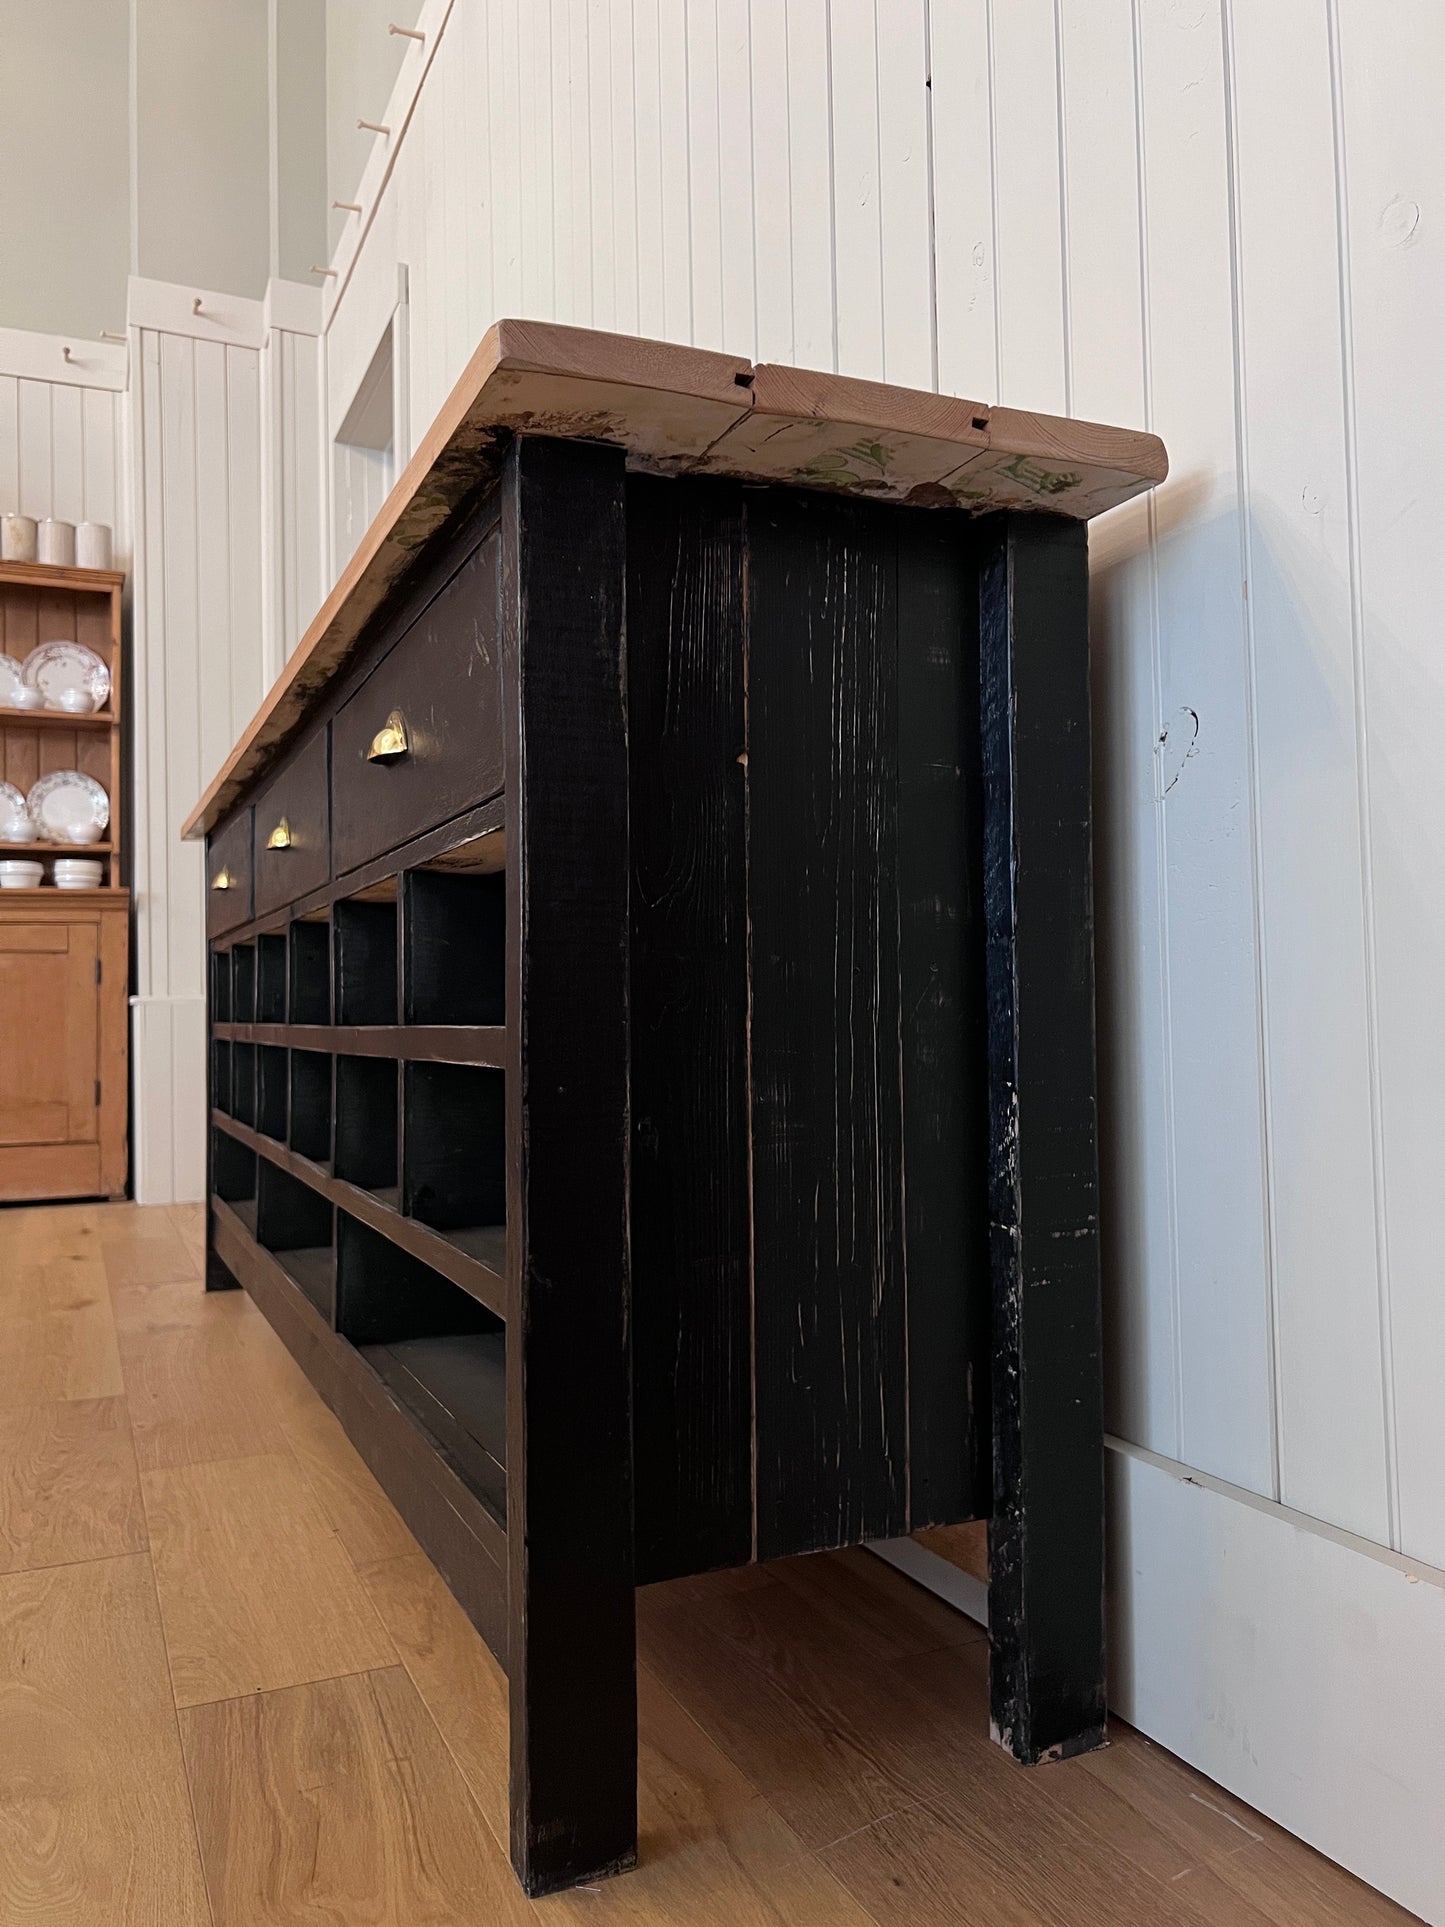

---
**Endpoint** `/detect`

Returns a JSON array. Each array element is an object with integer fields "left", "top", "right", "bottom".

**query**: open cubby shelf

[
  {"left": 257, "top": 1159, "right": 334, "bottom": 1319},
  {"left": 404, "top": 870, "right": 505, "bottom": 1026},
  {"left": 337, "top": 1210, "right": 506, "bottom": 1524},
  {"left": 212, "top": 1109, "right": 505, "bottom": 1315},
  {"left": 335, "top": 898, "right": 397, "bottom": 1025},
  {"left": 210, "top": 1021, "right": 504, "bottom": 1067}
]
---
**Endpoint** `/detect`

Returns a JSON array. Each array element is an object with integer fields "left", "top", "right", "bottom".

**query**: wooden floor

[{"left": 0, "top": 1203, "right": 1416, "bottom": 1927}]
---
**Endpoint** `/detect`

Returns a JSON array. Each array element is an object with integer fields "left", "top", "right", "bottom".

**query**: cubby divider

[
  {"left": 211, "top": 951, "right": 232, "bottom": 1023},
  {"left": 334, "top": 898, "right": 398, "bottom": 1025},
  {"left": 257, "top": 933, "right": 287, "bottom": 1022},
  {"left": 289, "top": 917, "right": 331, "bottom": 1025},
  {"left": 404, "top": 870, "right": 505, "bottom": 1026},
  {"left": 290, "top": 1051, "right": 333, "bottom": 1165},
  {"left": 232, "top": 944, "right": 256, "bottom": 1025},
  {"left": 211, "top": 1039, "right": 232, "bottom": 1116},
  {"left": 335, "top": 1055, "right": 398, "bottom": 1192},
  {"left": 232, "top": 1042, "right": 256, "bottom": 1127},
  {"left": 257, "top": 1045, "right": 288, "bottom": 1141}
]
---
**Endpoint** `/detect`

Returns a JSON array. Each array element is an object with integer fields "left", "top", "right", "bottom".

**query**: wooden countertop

[{"left": 183, "top": 318, "right": 1167, "bottom": 838}]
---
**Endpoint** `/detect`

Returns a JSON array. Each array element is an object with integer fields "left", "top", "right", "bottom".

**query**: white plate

[
  {"left": 0, "top": 654, "right": 23, "bottom": 704},
  {"left": 26, "top": 769, "right": 109, "bottom": 839},
  {"left": 22, "top": 640, "right": 110, "bottom": 711},
  {"left": 0, "top": 780, "right": 27, "bottom": 829}
]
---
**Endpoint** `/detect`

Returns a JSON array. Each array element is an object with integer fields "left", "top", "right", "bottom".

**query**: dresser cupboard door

[{"left": 0, "top": 918, "right": 99, "bottom": 1148}]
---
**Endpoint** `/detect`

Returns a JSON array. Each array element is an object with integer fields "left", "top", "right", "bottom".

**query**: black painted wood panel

[
  {"left": 977, "top": 511, "right": 1106, "bottom": 1765},
  {"left": 747, "top": 490, "right": 908, "bottom": 1558},
  {"left": 626, "top": 475, "right": 752, "bottom": 1584},
  {"left": 500, "top": 437, "right": 636, "bottom": 1896},
  {"left": 896, "top": 515, "right": 991, "bottom": 1526}
]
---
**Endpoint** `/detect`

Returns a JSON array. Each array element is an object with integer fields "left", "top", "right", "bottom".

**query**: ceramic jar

[{"left": 1, "top": 514, "right": 37, "bottom": 563}]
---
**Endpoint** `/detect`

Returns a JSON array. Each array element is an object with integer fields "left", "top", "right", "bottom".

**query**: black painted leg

[
  {"left": 978, "top": 513, "right": 1107, "bottom": 1764},
  {"left": 500, "top": 437, "right": 637, "bottom": 1895}
]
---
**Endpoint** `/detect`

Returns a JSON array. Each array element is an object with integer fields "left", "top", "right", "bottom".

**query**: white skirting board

[
  {"left": 1106, "top": 1441, "right": 1445, "bottom": 1925},
  {"left": 130, "top": 995, "right": 207, "bottom": 1206},
  {"left": 873, "top": 1442, "right": 1444, "bottom": 1923}
]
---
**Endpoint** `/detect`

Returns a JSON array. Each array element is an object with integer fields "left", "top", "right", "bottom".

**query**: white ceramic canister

[
  {"left": 76, "top": 522, "right": 113, "bottom": 571},
  {"left": 1, "top": 515, "right": 38, "bottom": 563},
  {"left": 37, "top": 519, "right": 76, "bottom": 567}
]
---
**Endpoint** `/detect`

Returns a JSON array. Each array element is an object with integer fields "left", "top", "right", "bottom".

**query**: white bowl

[
  {"left": 2, "top": 815, "right": 38, "bottom": 844},
  {"left": 6, "top": 685, "right": 43, "bottom": 712},
  {"left": 0, "top": 860, "right": 44, "bottom": 888},
  {"left": 61, "top": 819, "right": 104, "bottom": 845},
  {"left": 52, "top": 686, "right": 95, "bottom": 715},
  {"left": 53, "top": 858, "right": 103, "bottom": 880}
]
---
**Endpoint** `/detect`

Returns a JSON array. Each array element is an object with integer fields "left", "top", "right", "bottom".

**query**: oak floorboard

[
  {"left": 766, "top": 1545, "right": 987, "bottom": 1663},
  {"left": 0, "top": 1202, "right": 1414, "bottom": 1926},
  {"left": 143, "top": 1451, "right": 396, "bottom": 1707},
  {"left": 116, "top": 1286, "right": 311, "bottom": 1471},
  {"left": 282, "top": 1399, "right": 420, "bottom": 1570},
  {"left": 0, "top": 1552, "right": 211, "bottom": 1925},
  {"left": 179, "top": 1665, "right": 530, "bottom": 1926},
  {"left": 361, "top": 1549, "right": 878, "bottom": 1925},
  {"left": 0, "top": 1395, "right": 145, "bottom": 1574},
  {"left": 913, "top": 1519, "right": 990, "bottom": 1586},
  {"left": 0, "top": 1255, "right": 124, "bottom": 1407}
]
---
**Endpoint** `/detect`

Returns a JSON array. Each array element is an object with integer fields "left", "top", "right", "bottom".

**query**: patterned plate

[
  {"left": 26, "top": 769, "right": 109, "bottom": 838},
  {"left": 0, "top": 780, "right": 27, "bottom": 830},
  {"left": 0, "top": 654, "right": 22, "bottom": 704},
  {"left": 22, "top": 639, "right": 110, "bottom": 711}
]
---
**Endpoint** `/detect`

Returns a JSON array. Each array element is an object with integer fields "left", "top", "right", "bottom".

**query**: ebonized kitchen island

[{"left": 183, "top": 320, "right": 1167, "bottom": 1897}]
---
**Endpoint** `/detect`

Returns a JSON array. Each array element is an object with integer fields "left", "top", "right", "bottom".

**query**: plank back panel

[
  {"left": 747, "top": 490, "right": 908, "bottom": 1556},
  {"left": 626, "top": 475, "right": 752, "bottom": 1582}
]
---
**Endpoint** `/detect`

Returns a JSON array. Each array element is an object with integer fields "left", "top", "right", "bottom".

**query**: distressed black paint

[
  {"left": 626, "top": 475, "right": 753, "bottom": 1584},
  {"left": 896, "top": 514, "right": 992, "bottom": 1526},
  {"left": 748, "top": 490, "right": 909, "bottom": 1557},
  {"left": 500, "top": 437, "right": 637, "bottom": 1896},
  {"left": 978, "top": 512, "right": 1106, "bottom": 1765}
]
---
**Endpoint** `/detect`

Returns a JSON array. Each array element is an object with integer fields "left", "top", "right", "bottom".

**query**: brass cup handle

[
  {"left": 368, "top": 710, "right": 409, "bottom": 763},
  {"left": 211, "top": 868, "right": 233, "bottom": 892},
  {"left": 266, "top": 817, "right": 292, "bottom": 850}
]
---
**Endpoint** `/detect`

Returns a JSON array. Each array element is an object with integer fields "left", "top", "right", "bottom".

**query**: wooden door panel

[{"left": 0, "top": 919, "right": 98, "bottom": 1146}]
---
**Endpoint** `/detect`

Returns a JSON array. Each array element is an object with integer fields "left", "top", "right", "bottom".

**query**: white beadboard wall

[
  {"left": 317, "top": 0, "right": 1439, "bottom": 1540},
  {"left": 304, "top": 4, "right": 1445, "bottom": 1909},
  {"left": 127, "top": 278, "right": 321, "bottom": 1205},
  {"left": 0, "top": 330, "right": 127, "bottom": 548}
]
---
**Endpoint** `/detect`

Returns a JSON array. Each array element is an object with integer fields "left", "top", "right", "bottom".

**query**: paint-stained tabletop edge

[{"left": 182, "top": 317, "right": 1168, "bottom": 838}]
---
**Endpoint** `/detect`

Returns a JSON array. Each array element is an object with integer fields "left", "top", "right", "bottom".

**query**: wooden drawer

[
  {"left": 207, "top": 807, "right": 253, "bottom": 935},
  {"left": 253, "top": 725, "right": 330, "bottom": 916},
  {"left": 331, "top": 532, "right": 502, "bottom": 875}
]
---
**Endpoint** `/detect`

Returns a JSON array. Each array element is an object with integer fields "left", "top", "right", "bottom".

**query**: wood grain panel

[
  {"left": 747, "top": 489, "right": 907, "bottom": 1556},
  {"left": 0, "top": 1553, "right": 211, "bottom": 1925},
  {"left": 626, "top": 474, "right": 752, "bottom": 1582},
  {"left": 179, "top": 1665, "right": 530, "bottom": 1926},
  {"left": 142, "top": 1449, "right": 396, "bottom": 1706},
  {"left": 0, "top": 1396, "right": 144, "bottom": 1573}
]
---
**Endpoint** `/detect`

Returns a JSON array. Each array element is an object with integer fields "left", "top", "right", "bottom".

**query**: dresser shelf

[{"left": 0, "top": 559, "right": 128, "bottom": 1200}]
